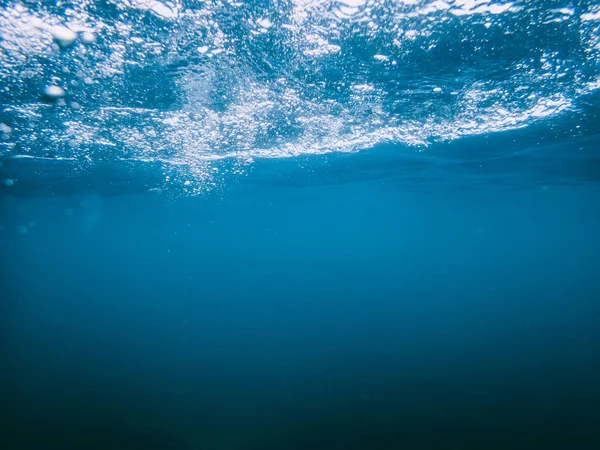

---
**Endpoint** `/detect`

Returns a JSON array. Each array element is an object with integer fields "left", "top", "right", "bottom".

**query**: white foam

[{"left": 1, "top": 0, "right": 598, "bottom": 195}]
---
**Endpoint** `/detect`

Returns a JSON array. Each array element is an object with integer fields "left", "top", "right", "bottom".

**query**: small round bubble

[
  {"left": 81, "top": 31, "right": 97, "bottom": 44},
  {"left": 51, "top": 25, "right": 77, "bottom": 47},
  {"left": 44, "top": 85, "right": 66, "bottom": 99}
]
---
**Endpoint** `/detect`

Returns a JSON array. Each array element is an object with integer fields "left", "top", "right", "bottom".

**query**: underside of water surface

[
  {"left": 2, "top": 2, "right": 600, "bottom": 450},
  {"left": 1, "top": 0, "right": 600, "bottom": 194}
]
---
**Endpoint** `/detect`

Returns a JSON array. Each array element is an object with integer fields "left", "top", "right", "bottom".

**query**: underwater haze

[{"left": 2, "top": 1, "right": 600, "bottom": 449}]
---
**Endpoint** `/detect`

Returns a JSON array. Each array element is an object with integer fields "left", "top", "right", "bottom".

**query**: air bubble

[
  {"left": 257, "top": 18, "right": 272, "bottom": 29},
  {"left": 29, "top": 17, "right": 45, "bottom": 29},
  {"left": 51, "top": 25, "right": 77, "bottom": 48},
  {"left": 0, "top": 123, "right": 11, "bottom": 140},
  {"left": 433, "top": 87, "right": 442, "bottom": 93},
  {"left": 43, "top": 85, "right": 66, "bottom": 99},
  {"left": 81, "top": 31, "right": 96, "bottom": 44}
]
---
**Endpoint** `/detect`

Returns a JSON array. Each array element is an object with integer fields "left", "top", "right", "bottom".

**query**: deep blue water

[{"left": 2, "top": 1, "right": 600, "bottom": 449}]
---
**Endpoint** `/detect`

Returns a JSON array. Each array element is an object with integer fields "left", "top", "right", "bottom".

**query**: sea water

[{"left": 1, "top": 1, "right": 600, "bottom": 449}]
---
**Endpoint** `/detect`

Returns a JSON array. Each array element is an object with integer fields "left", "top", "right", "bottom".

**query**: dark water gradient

[
  {"left": 2, "top": 158, "right": 600, "bottom": 449},
  {"left": 3, "top": 1, "right": 600, "bottom": 448}
]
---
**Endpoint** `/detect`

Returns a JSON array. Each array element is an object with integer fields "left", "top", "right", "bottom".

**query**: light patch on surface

[
  {"left": 450, "top": 1, "right": 517, "bottom": 17},
  {"left": 581, "top": 8, "right": 600, "bottom": 22},
  {"left": 125, "top": 0, "right": 179, "bottom": 19}
]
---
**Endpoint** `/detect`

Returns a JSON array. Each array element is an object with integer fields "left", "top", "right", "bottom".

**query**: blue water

[{"left": 2, "top": 1, "right": 600, "bottom": 449}]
